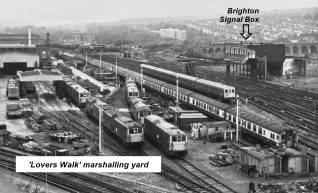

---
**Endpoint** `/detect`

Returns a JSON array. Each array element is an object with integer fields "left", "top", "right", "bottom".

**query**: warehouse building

[{"left": 0, "top": 30, "right": 40, "bottom": 74}]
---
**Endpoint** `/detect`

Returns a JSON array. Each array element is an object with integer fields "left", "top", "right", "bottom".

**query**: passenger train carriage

[
  {"left": 145, "top": 115, "right": 188, "bottom": 157},
  {"left": 141, "top": 64, "right": 235, "bottom": 99},
  {"left": 74, "top": 53, "right": 298, "bottom": 148}
]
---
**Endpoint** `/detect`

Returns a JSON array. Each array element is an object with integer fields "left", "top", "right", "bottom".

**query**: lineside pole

[
  {"left": 99, "top": 107, "right": 102, "bottom": 153},
  {"left": 236, "top": 94, "right": 239, "bottom": 142}
]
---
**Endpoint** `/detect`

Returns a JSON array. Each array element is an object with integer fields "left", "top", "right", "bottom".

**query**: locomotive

[
  {"left": 54, "top": 78, "right": 90, "bottom": 107},
  {"left": 86, "top": 98, "right": 144, "bottom": 147},
  {"left": 145, "top": 115, "right": 188, "bottom": 157}
]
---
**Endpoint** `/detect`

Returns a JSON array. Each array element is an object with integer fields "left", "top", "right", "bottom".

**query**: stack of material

[
  {"left": 43, "top": 120, "right": 62, "bottom": 131},
  {"left": 31, "top": 111, "right": 46, "bottom": 124},
  {"left": 25, "top": 118, "right": 41, "bottom": 132},
  {"left": 49, "top": 131, "right": 79, "bottom": 143},
  {"left": 23, "top": 141, "right": 39, "bottom": 149},
  {"left": 209, "top": 144, "right": 240, "bottom": 167}
]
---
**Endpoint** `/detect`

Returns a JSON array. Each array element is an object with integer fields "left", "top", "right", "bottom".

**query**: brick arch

[
  {"left": 202, "top": 48, "right": 207, "bottom": 54},
  {"left": 293, "top": 46, "right": 299, "bottom": 55},
  {"left": 208, "top": 48, "right": 214, "bottom": 54},
  {"left": 223, "top": 47, "right": 226, "bottom": 53},
  {"left": 285, "top": 46, "right": 291, "bottom": 55},
  {"left": 310, "top": 45, "right": 317, "bottom": 54},
  {"left": 215, "top": 47, "right": 222, "bottom": 54},
  {"left": 301, "top": 46, "right": 309, "bottom": 54}
]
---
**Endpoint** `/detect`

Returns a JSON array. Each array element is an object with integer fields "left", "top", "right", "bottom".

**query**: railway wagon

[
  {"left": 141, "top": 64, "right": 235, "bottom": 99},
  {"left": 7, "top": 77, "right": 20, "bottom": 99},
  {"left": 125, "top": 77, "right": 139, "bottom": 103},
  {"left": 144, "top": 115, "right": 188, "bottom": 157},
  {"left": 103, "top": 108, "right": 144, "bottom": 147},
  {"left": 86, "top": 97, "right": 114, "bottom": 122},
  {"left": 130, "top": 98, "right": 152, "bottom": 125},
  {"left": 20, "top": 81, "right": 36, "bottom": 96}
]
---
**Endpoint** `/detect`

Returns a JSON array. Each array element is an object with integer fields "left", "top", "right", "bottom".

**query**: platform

[{"left": 17, "top": 69, "right": 62, "bottom": 82}]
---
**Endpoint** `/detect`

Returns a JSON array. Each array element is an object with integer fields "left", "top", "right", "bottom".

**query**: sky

[{"left": 0, "top": 0, "right": 317, "bottom": 25}]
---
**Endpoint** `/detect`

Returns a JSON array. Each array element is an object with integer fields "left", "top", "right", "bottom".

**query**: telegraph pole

[
  {"left": 236, "top": 94, "right": 239, "bottom": 142},
  {"left": 99, "top": 50, "right": 102, "bottom": 69},
  {"left": 85, "top": 50, "right": 88, "bottom": 68},
  {"left": 99, "top": 107, "right": 102, "bottom": 153},
  {"left": 115, "top": 57, "right": 118, "bottom": 86},
  {"left": 140, "top": 64, "right": 143, "bottom": 97},
  {"left": 176, "top": 74, "right": 179, "bottom": 106}
]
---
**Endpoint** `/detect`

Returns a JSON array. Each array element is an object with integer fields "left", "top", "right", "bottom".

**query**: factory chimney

[
  {"left": 28, "top": 29, "right": 32, "bottom": 46},
  {"left": 46, "top": 33, "right": 50, "bottom": 46}
]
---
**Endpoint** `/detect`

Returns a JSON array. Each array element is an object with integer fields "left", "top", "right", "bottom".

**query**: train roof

[
  {"left": 146, "top": 115, "right": 186, "bottom": 136},
  {"left": 61, "top": 52, "right": 76, "bottom": 58},
  {"left": 227, "top": 108, "right": 287, "bottom": 133},
  {"left": 70, "top": 84, "right": 89, "bottom": 93},
  {"left": 161, "top": 83, "right": 194, "bottom": 96},
  {"left": 189, "top": 93, "right": 232, "bottom": 110},
  {"left": 196, "top": 79, "right": 235, "bottom": 90},
  {"left": 143, "top": 75, "right": 166, "bottom": 85},
  {"left": 115, "top": 115, "right": 142, "bottom": 128},
  {"left": 127, "top": 86, "right": 139, "bottom": 93},
  {"left": 134, "top": 102, "right": 152, "bottom": 112},
  {"left": 177, "top": 73, "right": 198, "bottom": 81}
]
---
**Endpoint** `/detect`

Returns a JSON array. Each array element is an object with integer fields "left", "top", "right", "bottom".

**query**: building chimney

[
  {"left": 28, "top": 29, "right": 32, "bottom": 46},
  {"left": 46, "top": 33, "right": 50, "bottom": 46}
]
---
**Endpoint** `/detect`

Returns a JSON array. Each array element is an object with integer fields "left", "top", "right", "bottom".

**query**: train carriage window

[
  {"left": 233, "top": 116, "right": 236, "bottom": 123},
  {"left": 270, "top": 133, "right": 275, "bottom": 139},
  {"left": 182, "top": 135, "right": 186, "bottom": 141},
  {"left": 258, "top": 127, "right": 262, "bottom": 134},
  {"left": 216, "top": 109, "right": 219, "bottom": 115},
  {"left": 196, "top": 101, "right": 198, "bottom": 106},
  {"left": 263, "top": 130, "right": 266, "bottom": 136},
  {"left": 252, "top": 125, "right": 257, "bottom": 132},
  {"left": 203, "top": 103, "right": 206, "bottom": 110},
  {"left": 226, "top": 113, "right": 230, "bottom": 120},
  {"left": 208, "top": 106, "right": 212, "bottom": 112},
  {"left": 172, "top": 136, "right": 177, "bottom": 142},
  {"left": 221, "top": 111, "right": 224, "bottom": 117},
  {"left": 276, "top": 135, "right": 279, "bottom": 140},
  {"left": 247, "top": 122, "right": 251, "bottom": 130}
]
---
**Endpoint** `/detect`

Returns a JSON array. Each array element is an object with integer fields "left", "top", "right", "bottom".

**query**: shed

[
  {"left": 169, "top": 106, "right": 199, "bottom": 125},
  {"left": 282, "top": 148, "right": 307, "bottom": 174},
  {"left": 240, "top": 146, "right": 282, "bottom": 176},
  {"left": 178, "top": 113, "right": 208, "bottom": 130},
  {"left": 304, "top": 149, "right": 318, "bottom": 173}
]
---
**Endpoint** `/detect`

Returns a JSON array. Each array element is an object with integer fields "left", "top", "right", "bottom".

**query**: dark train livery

[
  {"left": 86, "top": 98, "right": 144, "bottom": 147},
  {"left": 129, "top": 98, "right": 152, "bottom": 125},
  {"left": 73, "top": 53, "right": 298, "bottom": 148},
  {"left": 54, "top": 78, "right": 90, "bottom": 107},
  {"left": 141, "top": 64, "right": 235, "bottom": 99},
  {"left": 145, "top": 115, "right": 188, "bottom": 157}
]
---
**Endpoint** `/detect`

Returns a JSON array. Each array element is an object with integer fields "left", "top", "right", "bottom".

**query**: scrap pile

[
  {"left": 22, "top": 141, "right": 40, "bottom": 149},
  {"left": 49, "top": 131, "right": 79, "bottom": 144},
  {"left": 257, "top": 178, "right": 318, "bottom": 193},
  {"left": 209, "top": 144, "right": 240, "bottom": 167}
]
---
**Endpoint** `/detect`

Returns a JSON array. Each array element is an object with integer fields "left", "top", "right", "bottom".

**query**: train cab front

[
  {"left": 128, "top": 127, "right": 144, "bottom": 147},
  {"left": 169, "top": 134, "right": 188, "bottom": 157}
]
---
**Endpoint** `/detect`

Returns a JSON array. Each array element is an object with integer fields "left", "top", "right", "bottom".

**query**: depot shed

[
  {"left": 177, "top": 113, "right": 208, "bottom": 130},
  {"left": 240, "top": 146, "right": 282, "bottom": 175},
  {"left": 305, "top": 149, "right": 318, "bottom": 173},
  {"left": 282, "top": 148, "right": 307, "bottom": 174}
]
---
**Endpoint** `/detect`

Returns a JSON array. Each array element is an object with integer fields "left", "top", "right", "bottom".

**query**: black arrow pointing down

[{"left": 240, "top": 24, "right": 252, "bottom": 40}]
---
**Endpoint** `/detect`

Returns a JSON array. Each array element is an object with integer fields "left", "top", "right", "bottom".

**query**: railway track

[{"left": 0, "top": 149, "right": 133, "bottom": 193}]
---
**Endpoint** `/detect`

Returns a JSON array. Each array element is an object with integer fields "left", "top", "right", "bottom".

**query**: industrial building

[{"left": 0, "top": 30, "right": 40, "bottom": 74}]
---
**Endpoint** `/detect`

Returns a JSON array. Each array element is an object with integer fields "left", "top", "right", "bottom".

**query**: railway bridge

[{"left": 285, "top": 43, "right": 318, "bottom": 57}]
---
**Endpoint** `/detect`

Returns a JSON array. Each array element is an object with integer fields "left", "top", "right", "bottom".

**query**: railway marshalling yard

[{"left": 1, "top": 52, "right": 318, "bottom": 193}]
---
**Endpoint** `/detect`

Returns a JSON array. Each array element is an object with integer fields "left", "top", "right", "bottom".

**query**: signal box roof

[{"left": 17, "top": 70, "right": 62, "bottom": 82}]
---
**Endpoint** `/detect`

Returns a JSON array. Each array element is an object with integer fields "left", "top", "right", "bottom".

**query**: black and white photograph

[{"left": 0, "top": 0, "right": 318, "bottom": 192}]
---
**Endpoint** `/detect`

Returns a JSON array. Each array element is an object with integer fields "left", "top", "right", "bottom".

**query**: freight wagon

[{"left": 6, "top": 77, "right": 20, "bottom": 99}]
